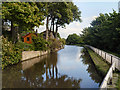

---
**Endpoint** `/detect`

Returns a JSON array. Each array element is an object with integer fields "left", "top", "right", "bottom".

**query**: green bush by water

[{"left": 2, "top": 36, "right": 22, "bottom": 69}]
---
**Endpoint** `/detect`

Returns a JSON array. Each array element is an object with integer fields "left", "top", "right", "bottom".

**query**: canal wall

[
  {"left": 22, "top": 50, "right": 50, "bottom": 61},
  {"left": 22, "top": 47, "right": 63, "bottom": 61},
  {"left": 22, "top": 55, "right": 48, "bottom": 70}
]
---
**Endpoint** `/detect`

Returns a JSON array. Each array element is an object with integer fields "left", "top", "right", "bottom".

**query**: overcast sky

[{"left": 35, "top": 1, "right": 119, "bottom": 39}]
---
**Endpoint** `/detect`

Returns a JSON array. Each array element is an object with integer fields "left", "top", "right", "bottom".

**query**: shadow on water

[{"left": 2, "top": 45, "right": 102, "bottom": 88}]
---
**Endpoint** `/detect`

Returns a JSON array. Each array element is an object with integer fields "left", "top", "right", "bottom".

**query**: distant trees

[
  {"left": 66, "top": 34, "right": 82, "bottom": 45},
  {"left": 80, "top": 10, "right": 120, "bottom": 53}
]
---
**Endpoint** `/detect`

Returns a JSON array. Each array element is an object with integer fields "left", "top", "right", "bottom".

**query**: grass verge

[
  {"left": 85, "top": 46, "right": 120, "bottom": 89},
  {"left": 85, "top": 47, "right": 110, "bottom": 76},
  {"left": 116, "top": 72, "right": 120, "bottom": 90}
]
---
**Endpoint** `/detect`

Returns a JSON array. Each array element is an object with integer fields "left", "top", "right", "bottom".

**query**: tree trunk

[
  {"left": 52, "top": 18, "right": 55, "bottom": 38},
  {"left": 55, "top": 23, "right": 58, "bottom": 39},
  {"left": 50, "top": 21, "right": 52, "bottom": 32},
  {"left": 17, "top": 27, "right": 21, "bottom": 42},
  {"left": 46, "top": 16, "right": 49, "bottom": 41},
  {"left": 11, "top": 21, "right": 16, "bottom": 43}
]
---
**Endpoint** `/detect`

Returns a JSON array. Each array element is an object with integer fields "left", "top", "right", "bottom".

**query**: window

[{"left": 27, "top": 37, "right": 30, "bottom": 41}]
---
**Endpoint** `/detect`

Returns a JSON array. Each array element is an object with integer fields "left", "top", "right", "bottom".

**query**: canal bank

[
  {"left": 86, "top": 46, "right": 120, "bottom": 89},
  {"left": 22, "top": 47, "right": 64, "bottom": 61},
  {"left": 85, "top": 47, "right": 110, "bottom": 76}
]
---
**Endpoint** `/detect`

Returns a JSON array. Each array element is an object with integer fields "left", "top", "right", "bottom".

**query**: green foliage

[
  {"left": 49, "top": 39, "right": 62, "bottom": 51},
  {"left": 81, "top": 10, "right": 120, "bottom": 54},
  {"left": 0, "top": 37, "right": 2, "bottom": 68},
  {"left": 66, "top": 34, "right": 82, "bottom": 45},
  {"left": 2, "top": 36, "right": 22, "bottom": 69},
  {"left": 32, "top": 34, "right": 49, "bottom": 51},
  {"left": 59, "top": 38, "right": 66, "bottom": 45},
  {"left": 15, "top": 41, "right": 34, "bottom": 51},
  {"left": 86, "top": 47, "right": 110, "bottom": 76},
  {"left": 44, "top": 2, "right": 81, "bottom": 38},
  {"left": 2, "top": 2, "right": 46, "bottom": 43},
  {"left": 2, "top": 2, "right": 45, "bottom": 31},
  {"left": 2, "top": 35, "right": 35, "bottom": 69}
]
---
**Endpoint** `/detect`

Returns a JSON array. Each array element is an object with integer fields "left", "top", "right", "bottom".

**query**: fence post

[
  {"left": 105, "top": 53, "right": 106, "bottom": 60},
  {"left": 111, "top": 56, "right": 113, "bottom": 64},
  {"left": 101, "top": 51, "right": 102, "bottom": 56}
]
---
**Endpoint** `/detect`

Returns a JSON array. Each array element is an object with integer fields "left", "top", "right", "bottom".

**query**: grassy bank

[
  {"left": 85, "top": 47, "right": 110, "bottom": 76},
  {"left": 116, "top": 72, "right": 120, "bottom": 90},
  {"left": 86, "top": 46, "right": 120, "bottom": 89}
]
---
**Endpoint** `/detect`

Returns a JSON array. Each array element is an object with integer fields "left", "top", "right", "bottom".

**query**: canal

[{"left": 2, "top": 45, "right": 103, "bottom": 88}]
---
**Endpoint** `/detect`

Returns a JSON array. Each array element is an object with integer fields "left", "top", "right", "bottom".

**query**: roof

[{"left": 22, "top": 33, "right": 37, "bottom": 38}]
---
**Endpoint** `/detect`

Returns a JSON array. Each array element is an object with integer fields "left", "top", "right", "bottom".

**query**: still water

[{"left": 2, "top": 45, "right": 103, "bottom": 88}]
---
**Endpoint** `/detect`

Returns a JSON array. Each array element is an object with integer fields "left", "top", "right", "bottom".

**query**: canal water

[{"left": 2, "top": 45, "right": 103, "bottom": 88}]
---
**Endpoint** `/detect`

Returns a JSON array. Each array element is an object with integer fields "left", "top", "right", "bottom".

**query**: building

[
  {"left": 22, "top": 30, "right": 56, "bottom": 44},
  {"left": 118, "top": 1, "right": 120, "bottom": 12},
  {"left": 22, "top": 33, "right": 37, "bottom": 44}
]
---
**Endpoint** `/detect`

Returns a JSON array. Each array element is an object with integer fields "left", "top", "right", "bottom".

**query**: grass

[
  {"left": 86, "top": 47, "right": 110, "bottom": 76},
  {"left": 86, "top": 46, "right": 120, "bottom": 89},
  {"left": 116, "top": 72, "right": 120, "bottom": 90}
]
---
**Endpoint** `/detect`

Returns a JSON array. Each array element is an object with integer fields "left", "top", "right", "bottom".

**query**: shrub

[
  {"left": 2, "top": 36, "right": 22, "bottom": 69},
  {"left": 15, "top": 41, "right": 34, "bottom": 51},
  {"left": 32, "top": 35, "right": 49, "bottom": 51},
  {"left": 49, "top": 39, "right": 62, "bottom": 51},
  {"left": 59, "top": 38, "right": 66, "bottom": 45}
]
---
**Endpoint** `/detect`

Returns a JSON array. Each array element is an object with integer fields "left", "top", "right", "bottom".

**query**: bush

[
  {"left": 2, "top": 36, "right": 22, "bottom": 69},
  {"left": 15, "top": 41, "right": 34, "bottom": 51},
  {"left": 49, "top": 39, "right": 62, "bottom": 51},
  {"left": 32, "top": 35, "right": 49, "bottom": 51},
  {"left": 59, "top": 38, "right": 66, "bottom": 45}
]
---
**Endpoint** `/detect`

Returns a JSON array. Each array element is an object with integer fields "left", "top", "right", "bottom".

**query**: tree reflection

[
  {"left": 22, "top": 52, "right": 81, "bottom": 88},
  {"left": 81, "top": 48, "right": 103, "bottom": 84},
  {"left": 3, "top": 52, "right": 81, "bottom": 88}
]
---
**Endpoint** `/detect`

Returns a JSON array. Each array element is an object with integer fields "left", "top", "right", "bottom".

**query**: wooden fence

[
  {"left": 86, "top": 45, "right": 120, "bottom": 71},
  {"left": 100, "top": 62, "right": 115, "bottom": 88}
]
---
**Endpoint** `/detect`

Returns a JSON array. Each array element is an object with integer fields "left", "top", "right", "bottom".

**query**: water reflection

[
  {"left": 2, "top": 45, "right": 102, "bottom": 88},
  {"left": 3, "top": 52, "right": 81, "bottom": 88},
  {"left": 81, "top": 48, "right": 103, "bottom": 84}
]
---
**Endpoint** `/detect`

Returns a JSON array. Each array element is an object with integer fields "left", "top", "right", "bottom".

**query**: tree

[
  {"left": 2, "top": 2, "right": 45, "bottom": 42},
  {"left": 66, "top": 34, "right": 82, "bottom": 45},
  {"left": 80, "top": 10, "right": 120, "bottom": 53},
  {"left": 44, "top": 2, "right": 82, "bottom": 39}
]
